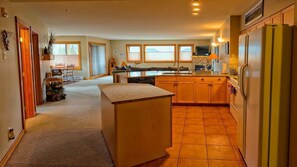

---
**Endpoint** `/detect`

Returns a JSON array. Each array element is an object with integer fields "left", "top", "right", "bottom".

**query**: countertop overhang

[{"left": 98, "top": 83, "right": 174, "bottom": 104}]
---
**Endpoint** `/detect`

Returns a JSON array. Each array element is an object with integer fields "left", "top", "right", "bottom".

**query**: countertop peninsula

[
  {"left": 116, "top": 70, "right": 232, "bottom": 78},
  {"left": 98, "top": 83, "right": 174, "bottom": 104}
]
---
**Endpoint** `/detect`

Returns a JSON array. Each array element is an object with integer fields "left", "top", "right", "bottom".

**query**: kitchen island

[{"left": 99, "top": 83, "right": 174, "bottom": 167}]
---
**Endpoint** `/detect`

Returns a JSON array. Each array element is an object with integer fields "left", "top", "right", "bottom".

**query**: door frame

[
  {"left": 31, "top": 31, "right": 43, "bottom": 105},
  {"left": 88, "top": 42, "right": 108, "bottom": 79},
  {"left": 15, "top": 17, "right": 36, "bottom": 127}
]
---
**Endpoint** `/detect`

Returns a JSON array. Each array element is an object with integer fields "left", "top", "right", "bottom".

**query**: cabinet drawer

[
  {"left": 196, "top": 77, "right": 226, "bottom": 83},
  {"left": 176, "top": 76, "right": 196, "bottom": 82},
  {"left": 211, "top": 77, "right": 226, "bottom": 83},
  {"left": 155, "top": 76, "right": 176, "bottom": 82}
]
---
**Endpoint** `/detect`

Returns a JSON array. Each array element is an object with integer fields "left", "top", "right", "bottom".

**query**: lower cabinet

[{"left": 156, "top": 76, "right": 227, "bottom": 104}]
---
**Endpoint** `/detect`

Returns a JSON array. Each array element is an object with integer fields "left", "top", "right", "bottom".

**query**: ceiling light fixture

[
  {"left": 217, "top": 37, "right": 224, "bottom": 43},
  {"left": 193, "top": 0, "right": 199, "bottom": 6},
  {"left": 192, "top": 12, "right": 199, "bottom": 16},
  {"left": 192, "top": 0, "right": 200, "bottom": 16},
  {"left": 193, "top": 8, "right": 200, "bottom": 11},
  {"left": 1, "top": 7, "right": 9, "bottom": 18}
]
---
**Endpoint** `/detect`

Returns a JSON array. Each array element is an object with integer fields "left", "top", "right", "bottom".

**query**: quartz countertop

[
  {"left": 98, "top": 83, "right": 174, "bottom": 104},
  {"left": 116, "top": 70, "right": 231, "bottom": 78}
]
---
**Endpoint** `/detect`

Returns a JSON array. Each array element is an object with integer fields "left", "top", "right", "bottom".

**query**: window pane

[
  {"left": 179, "top": 46, "right": 192, "bottom": 61},
  {"left": 127, "top": 45, "right": 141, "bottom": 62},
  {"left": 53, "top": 44, "right": 66, "bottom": 55},
  {"left": 145, "top": 45, "right": 175, "bottom": 62},
  {"left": 67, "top": 44, "right": 79, "bottom": 55}
]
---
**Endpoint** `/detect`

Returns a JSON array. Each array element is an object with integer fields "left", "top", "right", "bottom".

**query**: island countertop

[
  {"left": 116, "top": 70, "right": 232, "bottom": 78},
  {"left": 98, "top": 83, "right": 174, "bottom": 104}
]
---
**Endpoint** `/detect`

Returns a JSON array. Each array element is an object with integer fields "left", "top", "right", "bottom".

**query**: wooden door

[
  {"left": 211, "top": 79, "right": 227, "bottom": 104},
  {"left": 176, "top": 77, "right": 195, "bottom": 103},
  {"left": 155, "top": 77, "right": 176, "bottom": 103},
  {"left": 282, "top": 5, "right": 294, "bottom": 26},
  {"left": 195, "top": 77, "right": 210, "bottom": 103},
  {"left": 18, "top": 22, "right": 36, "bottom": 118},
  {"left": 32, "top": 32, "right": 43, "bottom": 105}
]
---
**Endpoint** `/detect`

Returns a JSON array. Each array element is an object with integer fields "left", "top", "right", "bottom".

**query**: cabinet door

[
  {"left": 282, "top": 5, "right": 294, "bottom": 26},
  {"left": 211, "top": 82, "right": 227, "bottom": 104},
  {"left": 155, "top": 77, "right": 177, "bottom": 103},
  {"left": 196, "top": 83, "right": 210, "bottom": 103},
  {"left": 271, "top": 12, "right": 282, "bottom": 24},
  {"left": 176, "top": 77, "right": 195, "bottom": 103}
]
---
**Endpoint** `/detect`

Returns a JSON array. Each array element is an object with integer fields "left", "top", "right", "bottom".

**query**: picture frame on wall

[
  {"left": 244, "top": 0, "right": 264, "bottom": 26},
  {"left": 225, "top": 41, "right": 229, "bottom": 55}
]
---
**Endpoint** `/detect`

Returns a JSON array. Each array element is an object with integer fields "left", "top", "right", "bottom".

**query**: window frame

[
  {"left": 126, "top": 44, "right": 143, "bottom": 63},
  {"left": 144, "top": 44, "right": 176, "bottom": 63},
  {"left": 177, "top": 44, "right": 194, "bottom": 63},
  {"left": 52, "top": 41, "right": 82, "bottom": 70}
]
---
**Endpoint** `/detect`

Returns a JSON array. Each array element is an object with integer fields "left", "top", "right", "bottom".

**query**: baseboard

[{"left": 0, "top": 129, "right": 25, "bottom": 167}]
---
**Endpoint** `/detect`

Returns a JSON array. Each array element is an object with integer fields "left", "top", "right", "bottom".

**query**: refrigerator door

[
  {"left": 245, "top": 28, "right": 264, "bottom": 167},
  {"left": 237, "top": 34, "right": 247, "bottom": 157}
]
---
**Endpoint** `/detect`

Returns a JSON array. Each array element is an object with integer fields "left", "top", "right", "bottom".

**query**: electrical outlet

[{"left": 8, "top": 127, "right": 15, "bottom": 140}]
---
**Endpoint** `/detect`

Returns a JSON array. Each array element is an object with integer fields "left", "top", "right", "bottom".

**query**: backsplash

[{"left": 192, "top": 56, "right": 211, "bottom": 66}]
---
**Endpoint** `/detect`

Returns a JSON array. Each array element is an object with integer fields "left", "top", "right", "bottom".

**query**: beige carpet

[{"left": 6, "top": 76, "right": 114, "bottom": 167}]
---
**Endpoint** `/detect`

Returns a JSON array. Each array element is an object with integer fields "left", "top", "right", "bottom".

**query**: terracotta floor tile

[
  {"left": 165, "top": 145, "right": 180, "bottom": 159},
  {"left": 173, "top": 106, "right": 187, "bottom": 111},
  {"left": 238, "top": 160, "right": 247, "bottom": 167},
  {"left": 225, "top": 126, "right": 237, "bottom": 135},
  {"left": 203, "top": 112, "right": 220, "bottom": 119},
  {"left": 205, "top": 126, "right": 227, "bottom": 135},
  {"left": 208, "top": 160, "right": 240, "bottom": 167},
  {"left": 138, "top": 157, "right": 178, "bottom": 167},
  {"left": 187, "top": 106, "right": 203, "bottom": 113},
  {"left": 222, "top": 118, "right": 237, "bottom": 127},
  {"left": 206, "top": 135, "right": 231, "bottom": 146},
  {"left": 207, "top": 146, "right": 237, "bottom": 160},
  {"left": 179, "top": 145, "right": 207, "bottom": 159},
  {"left": 172, "top": 117, "right": 185, "bottom": 125},
  {"left": 185, "top": 118, "right": 204, "bottom": 126},
  {"left": 228, "top": 135, "right": 237, "bottom": 146},
  {"left": 172, "top": 112, "right": 186, "bottom": 118},
  {"left": 186, "top": 112, "right": 204, "bottom": 118},
  {"left": 219, "top": 113, "right": 234, "bottom": 120},
  {"left": 183, "top": 125, "right": 205, "bottom": 134},
  {"left": 217, "top": 107, "right": 230, "bottom": 113},
  {"left": 233, "top": 147, "right": 244, "bottom": 161},
  {"left": 178, "top": 159, "right": 208, "bottom": 167},
  {"left": 202, "top": 106, "right": 218, "bottom": 113},
  {"left": 182, "top": 133, "right": 206, "bottom": 145},
  {"left": 204, "top": 118, "right": 223, "bottom": 126},
  {"left": 172, "top": 133, "right": 183, "bottom": 144},
  {"left": 172, "top": 124, "right": 184, "bottom": 133}
]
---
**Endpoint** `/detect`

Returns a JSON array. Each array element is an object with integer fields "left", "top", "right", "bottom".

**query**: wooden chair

[{"left": 63, "top": 64, "right": 75, "bottom": 84}]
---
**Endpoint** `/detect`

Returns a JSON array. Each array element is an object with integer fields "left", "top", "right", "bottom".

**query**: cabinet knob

[
  {"left": 201, "top": 78, "right": 204, "bottom": 81},
  {"left": 218, "top": 78, "right": 221, "bottom": 81}
]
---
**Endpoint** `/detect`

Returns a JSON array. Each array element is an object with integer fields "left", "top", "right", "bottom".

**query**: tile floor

[{"left": 137, "top": 106, "right": 246, "bottom": 167}]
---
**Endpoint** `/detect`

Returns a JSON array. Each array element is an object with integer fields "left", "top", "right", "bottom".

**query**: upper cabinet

[{"left": 241, "top": 4, "right": 295, "bottom": 34}]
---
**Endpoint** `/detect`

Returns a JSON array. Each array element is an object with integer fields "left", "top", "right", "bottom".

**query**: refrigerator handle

[{"left": 240, "top": 63, "right": 248, "bottom": 100}]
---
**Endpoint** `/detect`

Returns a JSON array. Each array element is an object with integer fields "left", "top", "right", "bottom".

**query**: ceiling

[{"left": 16, "top": 0, "right": 259, "bottom": 40}]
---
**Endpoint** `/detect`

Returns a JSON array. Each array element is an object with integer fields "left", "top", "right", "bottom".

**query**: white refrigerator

[{"left": 238, "top": 25, "right": 292, "bottom": 167}]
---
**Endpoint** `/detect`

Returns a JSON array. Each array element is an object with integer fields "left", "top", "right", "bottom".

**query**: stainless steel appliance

[{"left": 238, "top": 25, "right": 292, "bottom": 167}]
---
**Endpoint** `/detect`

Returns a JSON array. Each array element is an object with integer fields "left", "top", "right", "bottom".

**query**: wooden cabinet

[
  {"left": 176, "top": 77, "right": 196, "bottom": 103},
  {"left": 241, "top": 4, "right": 294, "bottom": 35},
  {"left": 282, "top": 5, "right": 294, "bottom": 26},
  {"left": 156, "top": 76, "right": 227, "bottom": 104},
  {"left": 155, "top": 76, "right": 177, "bottom": 103},
  {"left": 196, "top": 77, "right": 227, "bottom": 104}
]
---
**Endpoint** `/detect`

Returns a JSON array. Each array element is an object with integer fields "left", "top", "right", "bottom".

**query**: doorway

[
  {"left": 88, "top": 42, "right": 107, "bottom": 79},
  {"left": 16, "top": 18, "right": 36, "bottom": 119}
]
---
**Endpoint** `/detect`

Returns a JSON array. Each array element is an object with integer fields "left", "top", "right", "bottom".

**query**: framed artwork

[
  {"left": 244, "top": 0, "right": 264, "bottom": 26},
  {"left": 225, "top": 41, "right": 229, "bottom": 55},
  {"left": 214, "top": 46, "right": 219, "bottom": 56}
]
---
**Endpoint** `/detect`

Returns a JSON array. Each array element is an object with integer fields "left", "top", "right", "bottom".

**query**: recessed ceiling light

[
  {"left": 193, "top": 12, "right": 199, "bottom": 16},
  {"left": 193, "top": 8, "right": 200, "bottom": 11},
  {"left": 193, "top": 2, "right": 199, "bottom": 6}
]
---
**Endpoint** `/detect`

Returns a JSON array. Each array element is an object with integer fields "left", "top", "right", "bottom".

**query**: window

[
  {"left": 50, "top": 42, "right": 81, "bottom": 70},
  {"left": 178, "top": 44, "right": 193, "bottom": 62},
  {"left": 126, "top": 44, "right": 142, "bottom": 63},
  {"left": 144, "top": 44, "right": 176, "bottom": 62}
]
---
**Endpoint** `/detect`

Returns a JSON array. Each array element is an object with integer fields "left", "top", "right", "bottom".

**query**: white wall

[
  {"left": 55, "top": 36, "right": 111, "bottom": 79},
  {"left": 0, "top": 0, "right": 48, "bottom": 162},
  {"left": 110, "top": 40, "right": 210, "bottom": 70}
]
